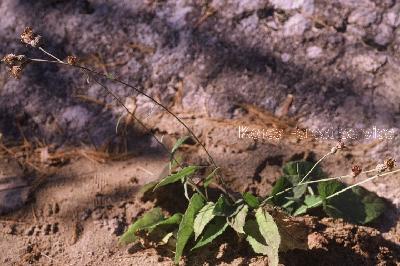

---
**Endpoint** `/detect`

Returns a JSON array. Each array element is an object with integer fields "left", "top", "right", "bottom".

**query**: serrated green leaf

[
  {"left": 119, "top": 208, "right": 164, "bottom": 245},
  {"left": 227, "top": 204, "right": 248, "bottom": 234},
  {"left": 175, "top": 193, "right": 205, "bottom": 264},
  {"left": 317, "top": 181, "right": 386, "bottom": 224},
  {"left": 243, "top": 192, "right": 260, "bottom": 209},
  {"left": 213, "top": 195, "right": 235, "bottom": 217},
  {"left": 353, "top": 186, "right": 386, "bottom": 224},
  {"left": 255, "top": 208, "right": 280, "bottom": 250},
  {"left": 191, "top": 217, "right": 228, "bottom": 250},
  {"left": 244, "top": 219, "right": 277, "bottom": 263},
  {"left": 194, "top": 202, "right": 215, "bottom": 240},
  {"left": 255, "top": 208, "right": 280, "bottom": 266},
  {"left": 154, "top": 166, "right": 199, "bottom": 191}
]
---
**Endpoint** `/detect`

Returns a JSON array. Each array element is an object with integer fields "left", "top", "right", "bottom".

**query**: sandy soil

[{"left": 0, "top": 111, "right": 399, "bottom": 265}]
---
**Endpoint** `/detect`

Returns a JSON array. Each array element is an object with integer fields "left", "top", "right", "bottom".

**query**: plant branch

[
  {"left": 260, "top": 167, "right": 395, "bottom": 207},
  {"left": 307, "top": 168, "right": 400, "bottom": 209}
]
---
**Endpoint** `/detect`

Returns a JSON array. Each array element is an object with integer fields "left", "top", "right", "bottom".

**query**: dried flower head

[
  {"left": 66, "top": 55, "right": 78, "bottom": 65},
  {"left": 2, "top": 54, "right": 29, "bottom": 79},
  {"left": 351, "top": 165, "right": 362, "bottom": 177},
  {"left": 384, "top": 158, "right": 396, "bottom": 171},
  {"left": 21, "top": 27, "right": 41, "bottom": 47},
  {"left": 2, "top": 54, "right": 27, "bottom": 66},
  {"left": 375, "top": 163, "right": 387, "bottom": 173},
  {"left": 330, "top": 141, "right": 346, "bottom": 154},
  {"left": 9, "top": 66, "right": 23, "bottom": 79}
]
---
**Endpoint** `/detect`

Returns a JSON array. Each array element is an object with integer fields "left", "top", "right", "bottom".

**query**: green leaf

[
  {"left": 147, "top": 213, "right": 183, "bottom": 231},
  {"left": 119, "top": 208, "right": 164, "bottom": 245},
  {"left": 255, "top": 208, "right": 280, "bottom": 266},
  {"left": 318, "top": 181, "right": 344, "bottom": 202},
  {"left": 227, "top": 204, "right": 248, "bottom": 234},
  {"left": 244, "top": 219, "right": 268, "bottom": 253},
  {"left": 171, "top": 136, "right": 190, "bottom": 155},
  {"left": 154, "top": 166, "right": 199, "bottom": 191},
  {"left": 213, "top": 195, "right": 235, "bottom": 217},
  {"left": 293, "top": 195, "right": 322, "bottom": 216},
  {"left": 175, "top": 193, "right": 205, "bottom": 264},
  {"left": 243, "top": 192, "right": 260, "bottom": 209},
  {"left": 191, "top": 217, "right": 228, "bottom": 250},
  {"left": 304, "top": 194, "right": 322, "bottom": 207},
  {"left": 244, "top": 219, "right": 278, "bottom": 265},
  {"left": 283, "top": 160, "right": 324, "bottom": 180},
  {"left": 317, "top": 181, "right": 386, "bottom": 224},
  {"left": 194, "top": 202, "right": 215, "bottom": 240},
  {"left": 255, "top": 208, "right": 280, "bottom": 251},
  {"left": 293, "top": 205, "right": 308, "bottom": 216},
  {"left": 137, "top": 181, "right": 158, "bottom": 198},
  {"left": 353, "top": 186, "right": 386, "bottom": 224}
]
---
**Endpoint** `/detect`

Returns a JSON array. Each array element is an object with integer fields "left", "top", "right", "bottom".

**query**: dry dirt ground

[{"left": 0, "top": 110, "right": 399, "bottom": 265}]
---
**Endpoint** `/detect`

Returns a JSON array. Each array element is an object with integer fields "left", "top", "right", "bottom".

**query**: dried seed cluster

[
  {"left": 384, "top": 158, "right": 396, "bottom": 171},
  {"left": 375, "top": 158, "right": 396, "bottom": 173},
  {"left": 66, "top": 55, "right": 78, "bottom": 65},
  {"left": 351, "top": 165, "right": 362, "bottom": 177},
  {"left": 21, "top": 27, "right": 41, "bottom": 47},
  {"left": 1, "top": 54, "right": 29, "bottom": 79},
  {"left": 330, "top": 141, "right": 346, "bottom": 154}
]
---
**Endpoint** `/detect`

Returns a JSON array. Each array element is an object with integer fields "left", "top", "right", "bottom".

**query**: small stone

[
  {"left": 374, "top": 23, "right": 393, "bottom": 47},
  {"left": 352, "top": 54, "right": 387, "bottom": 73},
  {"left": 386, "top": 10, "right": 400, "bottom": 27},
  {"left": 306, "top": 46, "right": 322, "bottom": 59},
  {"left": 348, "top": 8, "right": 377, "bottom": 27},
  {"left": 283, "top": 14, "right": 311, "bottom": 37},
  {"left": 281, "top": 53, "right": 292, "bottom": 62},
  {"left": 270, "top": 0, "right": 315, "bottom": 15}
]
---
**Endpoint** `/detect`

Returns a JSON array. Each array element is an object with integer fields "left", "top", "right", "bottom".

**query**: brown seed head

[
  {"left": 9, "top": 66, "right": 23, "bottom": 79},
  {"left": 2, "top": 54, "right": 27, "bottom": 66},
  {"left": 66, "top": 55, "right": 78, "bottom": 65},
  {"left": 384, "top": 158, "right": 396, "bottom": 171},
  {"left": 330, "top": 141, "right": 346, "bottom": 154},
  {"left": 351, "top": 165, "right": 362, "bottom": 177},
  {"left": 21, "top": 27, "right": 41, "bottom": 47},
  {"left": 375, "top": 163, "right": 387, "bottom": 173}
]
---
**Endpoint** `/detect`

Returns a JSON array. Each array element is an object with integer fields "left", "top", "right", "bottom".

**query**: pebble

[
  {"left": 283, "top": 14, "right": 311, "bottom": 37},
  {"left": 306, "top": 46, "right": 323, "bottom": 59},
  {"left": 348, "top": 8, "right": 377, "bottom": 27},
  {"left": 374, "top": 23, "right": 393, "bottom": 47},
  {"left": 352, "top": 54, "right": 387, "bottom": 73}
]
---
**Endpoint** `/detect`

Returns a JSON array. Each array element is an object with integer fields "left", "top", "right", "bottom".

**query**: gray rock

[
  {"left": 352, "top": 53, "right": 387, "bottom": 73},
  {"left": 270, "top": 0, "right": 315, "bottom": 15},
  {"left": 374, "top": 23, "right": 394, "bottom": 47},
  {"left": 385, "top": 4, "right": 400, "bottom": 27},
  {"left": 306, "top": 46, "right": 323, "bottom": 59},
  {"left": 283, "top": 14, "right": 311, "bottom": 37},
  {"left": 348, "top": 8, "right": 377, "bottom": 27},
  {"left": 281, "top": 53, "right": 292, "bottom": 62}
]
